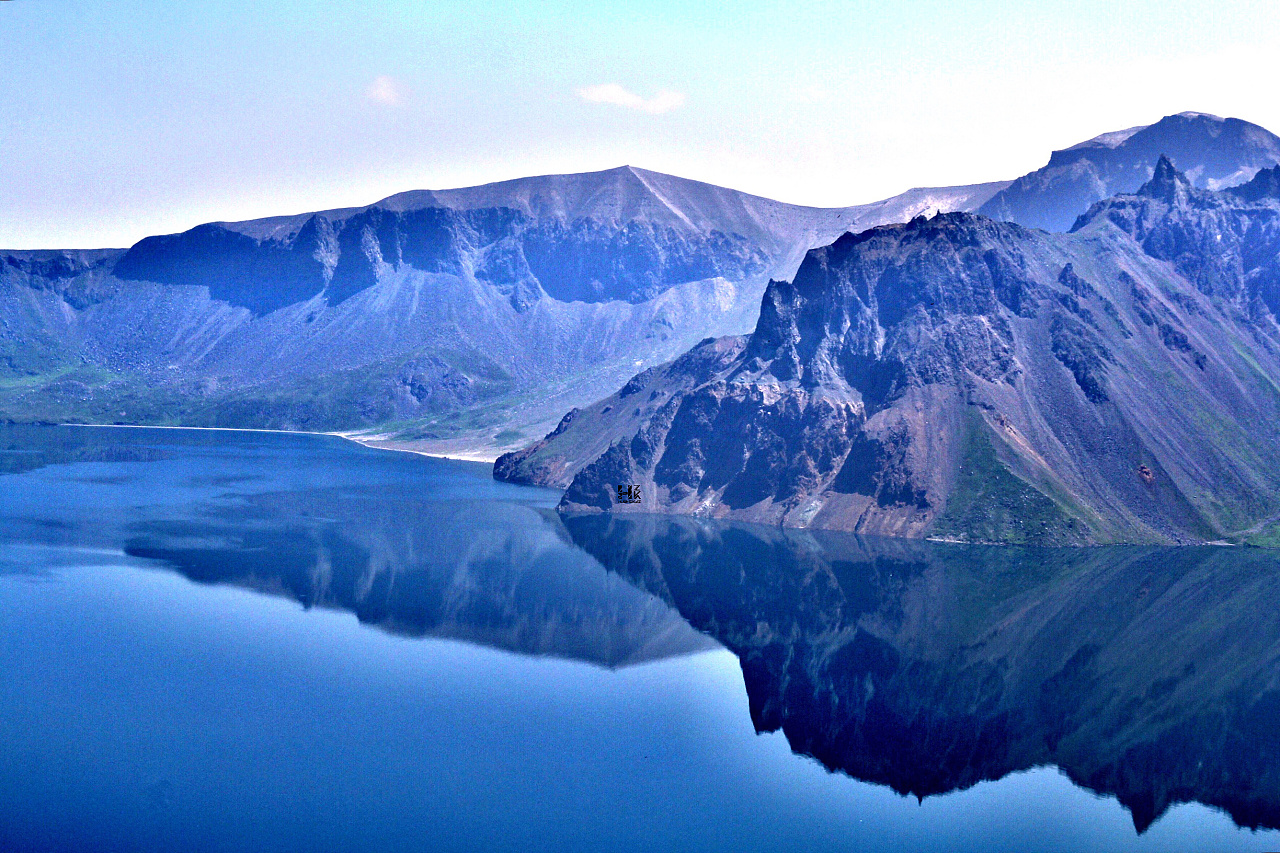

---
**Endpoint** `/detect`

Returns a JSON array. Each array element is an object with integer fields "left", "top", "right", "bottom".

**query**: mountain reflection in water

[
  {"left": 0, "top": 425, "right": 716, "bottom": 669},
  {"left": 5, "top": 426, "right": 1280, "bottom": 847},
  {"left": 119, "top": 494, "right": 719, "bottom": 669},
  {"left": 562, "top": 513, "right": 1280, "bottom": 833}
]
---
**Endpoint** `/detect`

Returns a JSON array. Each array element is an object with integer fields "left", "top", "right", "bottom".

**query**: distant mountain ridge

[
  {"left": 979, "top": 112, "right": 1280, "bottom": 231},
  {"left": 110, "top": 165, "right": 1011, "bottom": 312},
  {"left": 498, "top": 159, "right": 1280, "bottom": 545}
]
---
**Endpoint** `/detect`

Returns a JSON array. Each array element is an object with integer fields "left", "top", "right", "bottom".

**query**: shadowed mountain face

[
  {"left": 111, "top": 186, "right": 776, "bottom": 313},
  {"left": 979, "top": 113, "right": 1280, "bottom": 232},
  {"left": 500, "top": 161, "right": 1280, "bottom": 544},
  {"left": 105, "top": 167, "right": 1013, "bottom": 315},
  {"left": 562, "top": 512, "right": 1280, "bottom": 833}
]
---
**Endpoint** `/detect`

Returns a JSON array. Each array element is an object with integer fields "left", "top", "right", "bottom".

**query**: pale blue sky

[{"left": 2, "top": 0, "right": 1278, "bottom": 248}]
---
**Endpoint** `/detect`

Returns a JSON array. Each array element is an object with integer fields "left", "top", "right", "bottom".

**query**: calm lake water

[{"left": 2, "top": 425, "right": 1279, "bottom": 852}]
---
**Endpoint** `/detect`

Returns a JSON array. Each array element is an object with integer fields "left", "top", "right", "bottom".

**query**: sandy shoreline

[
  {"left": 52, "top": 422, "right": 498, "bottom": 465},
  {"left": 337, "top": 435, "right": 498, "bottom": 463}
]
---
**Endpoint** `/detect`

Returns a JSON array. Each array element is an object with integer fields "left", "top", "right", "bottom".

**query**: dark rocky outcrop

[{"left": 501, "top": 162, "right": 1280, "bottom": 544}]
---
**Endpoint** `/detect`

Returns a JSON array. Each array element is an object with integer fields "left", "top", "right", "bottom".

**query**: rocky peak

[
  {"left": 1070, "top": 157, "right": 1280, "bottom": 309},
  {"left": 1137, "top": 154, "right": 1193, "bottom": 204},
  {"left": 743, "top": 211, "right": 1036, "bottom": 398}
]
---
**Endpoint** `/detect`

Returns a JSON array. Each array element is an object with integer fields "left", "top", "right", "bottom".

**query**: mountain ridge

[{"left": 979, "top": 112, "right": 1280, "bottom": 231}]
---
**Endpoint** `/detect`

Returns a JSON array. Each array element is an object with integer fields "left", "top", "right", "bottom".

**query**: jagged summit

[
  {"left": 1136, "top": 153, "right": 1192, "bottom": 203},
  {"left": 1069, "top": 157, "right": 1280, "bottom": 313}
]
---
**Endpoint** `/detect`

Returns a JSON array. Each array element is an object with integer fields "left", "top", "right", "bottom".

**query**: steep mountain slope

[
  {"left": 497, "top": 160, "right": 1280, "bottom": 545},
  {"left": 978, "top": 112, "right": 1280, "bottom": 231},
  {"left": 0, "top": 168, "right": 1004, "bottom": 457},
  {"left": 564, "top": 514, "right": 1280, "bottom": 833}
]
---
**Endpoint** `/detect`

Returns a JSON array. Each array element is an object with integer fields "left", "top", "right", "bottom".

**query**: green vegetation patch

[
  {"left": 931, "top": 412, "right": 1096, "bottom": 545},
  {"left": 0, "top": 337, "right": 77, "bottom": 383},
  {"left": 1242, "top": 519, "right": 1280, "bottom": 549}
]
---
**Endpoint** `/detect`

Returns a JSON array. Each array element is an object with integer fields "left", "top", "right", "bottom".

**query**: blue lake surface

[{"left": 2, "top": 425, "right": 1279, "bottom": 852}]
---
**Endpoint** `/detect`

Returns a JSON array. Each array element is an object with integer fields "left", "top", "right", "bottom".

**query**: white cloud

[
  {"left": 576, "top": 84, "right": 685, "bottom": 114},
  {"left": 365, "top": 75, "right": 409, "bottom": 106},
  {"left": 792, "top": 84, "right": 832, "bottom": 105}
]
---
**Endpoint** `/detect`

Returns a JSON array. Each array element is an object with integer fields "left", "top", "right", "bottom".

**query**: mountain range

[
  {"left": 0, "top": 168, "right": 1004, "bottom": 457},
  {"left": 498, "top": 158, "right": 1280, "bottom": 545},
  {"left": 4, "top": 112, "right": 1276, "bottom": 464}
]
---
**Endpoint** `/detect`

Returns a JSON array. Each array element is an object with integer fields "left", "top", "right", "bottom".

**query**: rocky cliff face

[
  {"left": 563, "top": 514, "right": 1280, "bottom": 833},
  {"left": 499, "top": 160, "right": 1280, "bottom": 545},
  {"left": 978, "top": 112, "right": 1280, "bottom": 232},
  {"left": 111, "top": 184, "right": 778, "bottom": 313}
]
